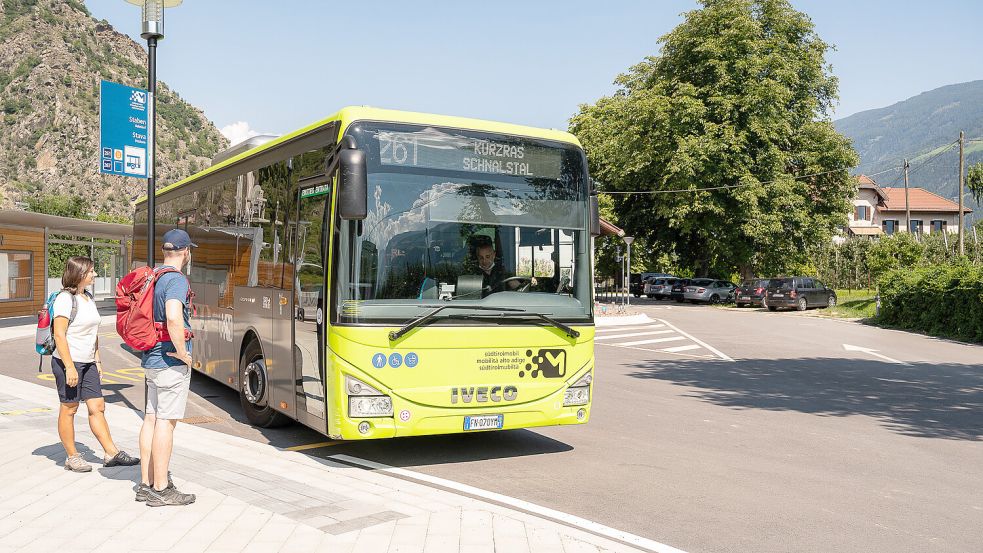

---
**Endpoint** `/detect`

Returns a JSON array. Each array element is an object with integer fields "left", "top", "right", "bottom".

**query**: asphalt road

[{"left": 3, "top": 300, "right": 981, "bottom": 553}]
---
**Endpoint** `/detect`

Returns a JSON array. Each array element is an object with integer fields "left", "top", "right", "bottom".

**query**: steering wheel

[{"left": 499, "top": 276, "right": 532, "bottom": 292}]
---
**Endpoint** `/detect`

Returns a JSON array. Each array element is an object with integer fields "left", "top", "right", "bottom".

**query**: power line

[
  {"left": 596, "top": 140, "right": 959, "bottom": 196},
  {"left": 601, "top": 165, "right": 902, "bottom": 195}
]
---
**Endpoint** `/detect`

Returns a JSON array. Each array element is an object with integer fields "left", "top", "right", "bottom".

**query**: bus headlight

[
  {"left": 349, "top": 396, "right": 393, "bottom": 418},
  {"left": 346, "top": 376, "right": 393, "bottom": 418},
  {"left": 563, "top": 371, "right": 592, "bottom": 407}
]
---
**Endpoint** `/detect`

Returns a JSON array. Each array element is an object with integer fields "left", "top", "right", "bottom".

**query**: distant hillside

[
  {"left": 0, "top": 0, "right": 228, "bottom": 218},
  {"left": 834, "top": 80, "right": 983, "bottom": 219}
]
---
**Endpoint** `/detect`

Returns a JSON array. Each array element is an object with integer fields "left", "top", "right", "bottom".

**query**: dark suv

[
  {"left": 670, "top": 278, "right": 692, "bottom": 302},
  {"left": 765, "top": 277, "right": 837, "bottom": 311},
  {"left": 735, "top": 279, "right": 771, "bottom": 308}
]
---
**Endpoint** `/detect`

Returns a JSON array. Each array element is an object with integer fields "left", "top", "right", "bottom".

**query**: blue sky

[{"left": 86, "top": 0, "right": 983, "bottom": 145}]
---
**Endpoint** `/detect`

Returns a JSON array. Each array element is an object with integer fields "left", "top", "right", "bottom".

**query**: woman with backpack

[{"left": 52, "top": 256, "right": 139, "bottom": 472}]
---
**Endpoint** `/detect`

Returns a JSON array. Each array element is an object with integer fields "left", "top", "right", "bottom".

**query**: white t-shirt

[{"left": 51, "top": 292, "right": 101, "bottom": 363}]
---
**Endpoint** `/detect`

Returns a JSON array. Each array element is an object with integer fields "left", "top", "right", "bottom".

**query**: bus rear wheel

[{"left": 239, "top": 339, "right": 289, "bottom": 428}]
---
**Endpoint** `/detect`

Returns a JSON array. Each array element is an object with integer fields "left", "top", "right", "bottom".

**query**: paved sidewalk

[{"left": 0, "top": 373, "right": 655, "bottom": 553}]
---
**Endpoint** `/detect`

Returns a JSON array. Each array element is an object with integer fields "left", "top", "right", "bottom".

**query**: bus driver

[{"left": 473, "top": 242, "right": 534, "bottom": 295}]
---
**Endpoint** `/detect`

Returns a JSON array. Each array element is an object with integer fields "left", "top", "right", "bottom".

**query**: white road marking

[
  {"left": 843, "top": 344, "right": 909, "bottom": 365},
  {"left": 653, "top": 318, "right": 734, "bottom": 362},
  {"left": 329, "top": 454, "right": 690, "bottom": 553},
  {"left": 594, "top": 330, "right": 674, "bottom": 340},
  {"left": 617, "top": 336, "right": 687, "bottom": 347},
  {"left": 596, "top": 324, "right": 666, "bottom": 333},
  {"left": 661, "top": 344, "right": 702, "bottom": 353}
]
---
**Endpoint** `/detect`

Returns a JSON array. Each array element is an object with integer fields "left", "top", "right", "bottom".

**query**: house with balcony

[{"left": 846, "top": 175, "right": 972, "bottom": 238}]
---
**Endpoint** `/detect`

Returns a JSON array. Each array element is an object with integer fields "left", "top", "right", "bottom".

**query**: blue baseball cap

[{"left": 162, "top": 229, "right": 197, "bottom": 250}]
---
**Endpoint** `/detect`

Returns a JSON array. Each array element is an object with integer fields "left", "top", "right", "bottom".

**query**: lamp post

[
  {"left": 124, "top": 0, "right": 183, "bottom": 267},
  {"left": 623, "top": 236, "right": 634, "bottom": 307}
]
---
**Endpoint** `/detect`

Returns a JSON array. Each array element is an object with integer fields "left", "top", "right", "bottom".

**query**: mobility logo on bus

[{"left": 520, "top": 349, "right": 567, "bottom": 379}]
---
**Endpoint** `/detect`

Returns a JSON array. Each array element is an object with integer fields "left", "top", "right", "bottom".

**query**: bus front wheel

[{"left": 239, "top": 339, "right": 289, "bottom": 428}]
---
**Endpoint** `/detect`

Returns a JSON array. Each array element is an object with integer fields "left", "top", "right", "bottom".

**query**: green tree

[
  {"left": 570, "top": 0, "right": 858, "bottom": 279},
  {"left": 26, "top": 194, "right": 88, "bottom": 218},
  {"left": 967, "top": 162, "right": 983, "bottom": 205},
  {"left": 867, "top": 233, "right": 922, "bottom": 281}
]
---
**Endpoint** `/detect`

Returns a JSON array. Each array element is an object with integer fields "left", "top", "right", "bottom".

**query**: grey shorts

[
  {"left": 51, "top": 358, "right": 101, "bottom": 403},
  {"left": 145, "top": 365, "right": 192, "bottom": 420}
]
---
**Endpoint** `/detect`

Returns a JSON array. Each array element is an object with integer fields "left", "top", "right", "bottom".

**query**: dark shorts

[{"left": 51, "top": 357, "right": 102, "bottom": 404}]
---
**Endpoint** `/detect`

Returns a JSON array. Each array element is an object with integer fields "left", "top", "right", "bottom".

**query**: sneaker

[
  {"left": 145, "top": 485, "right": 195, "bottom": 507},
  {"left": 104, "top": 450, "right": 140, "bottom": 467},
  {"left": 64, "top": 454, "right": 92, "bottom": 473},
  {"left": 134, "top": 483, "right": 152, "bottom": 502},
  {"left": 134, "top": 474, "right": 174, "bottom": 502}
]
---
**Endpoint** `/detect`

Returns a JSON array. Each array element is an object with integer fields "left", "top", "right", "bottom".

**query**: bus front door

[{"left": 292, "top": 190, "right": 328, "bottom": 429}]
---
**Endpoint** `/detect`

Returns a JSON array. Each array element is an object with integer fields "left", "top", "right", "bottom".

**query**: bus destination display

[{"left": 376, "top": 130, "right": 563, "bottom": 179}]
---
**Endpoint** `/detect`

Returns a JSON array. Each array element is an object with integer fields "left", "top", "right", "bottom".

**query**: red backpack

[{"left": 116, "top": 266, "right": 194, "bottom": 351}]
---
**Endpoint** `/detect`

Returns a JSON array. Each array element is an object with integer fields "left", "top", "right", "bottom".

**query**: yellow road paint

[
  {"left": 35, "top": 369, "right": 140, "bottom": 386},
  {"left": 284, "top": 441, "right": 342, "bottom": 452},
  {"left": 1, "top": 407, "right": 52, "bottom": 416}
]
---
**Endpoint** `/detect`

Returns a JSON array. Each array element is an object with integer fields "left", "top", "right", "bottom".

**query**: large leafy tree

[{"left": 572, "top": 0, "right": 858, "bottom": 278}]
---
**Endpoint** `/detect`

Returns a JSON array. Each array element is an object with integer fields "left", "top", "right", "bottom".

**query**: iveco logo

[{"left": 451, "top": 385, "right": 518, "bottom": 404}]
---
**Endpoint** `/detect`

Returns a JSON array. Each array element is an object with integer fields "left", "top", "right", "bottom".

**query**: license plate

[
  {"left": 739, "top": 295, "right": 750, "bottom": 300},
  {"left": 773, "top": 294, "right": 784, "bottom": 298},
  {"left": 464, "top": 414, "right": 504, "bottom": 431}
]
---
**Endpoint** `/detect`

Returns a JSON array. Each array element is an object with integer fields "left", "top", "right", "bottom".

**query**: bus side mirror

[
  {"left": 589, "top": 195, "right": 601, "bottom": 237},
  {"left": 338, "top": 149, "right": 367, "bottom": 220}
]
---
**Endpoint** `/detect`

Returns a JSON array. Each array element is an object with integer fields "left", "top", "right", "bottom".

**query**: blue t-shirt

[{"left": 141, "top": 267, "right": 192, "bottom": 369}]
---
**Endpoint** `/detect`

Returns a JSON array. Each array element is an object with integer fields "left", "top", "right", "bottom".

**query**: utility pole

[
  {"left": 904, "top": 158, "right": 911, "bottom": 233},
  {"left": 959, "top": 131, "right": 965, "bottom": 255}
]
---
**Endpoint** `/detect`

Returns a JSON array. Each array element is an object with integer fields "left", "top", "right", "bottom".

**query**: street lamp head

[
  {"left": 623, "top": 236, "right": 634, "bottom": 245},
  {"left": 124, "top": 0, "right": 183, "bottom": 40}
]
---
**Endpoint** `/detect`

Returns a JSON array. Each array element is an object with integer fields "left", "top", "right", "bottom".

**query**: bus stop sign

[{"left": 99, "top": 80, "right": 150, "bottom": 178}]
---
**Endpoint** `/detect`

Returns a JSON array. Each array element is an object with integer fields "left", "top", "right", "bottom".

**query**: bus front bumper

[{"left": 337, "top": 394, "right": 591, "bottom": 440}]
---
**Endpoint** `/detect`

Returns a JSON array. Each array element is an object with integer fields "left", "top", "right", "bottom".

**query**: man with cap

[{"left": 136, "top": 229, "right": 198, "bottom": 506}]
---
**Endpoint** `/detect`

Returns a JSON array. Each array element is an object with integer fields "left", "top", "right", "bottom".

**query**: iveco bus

[{"left": 133, "top": 107, "right": 600, "bottom": 440}]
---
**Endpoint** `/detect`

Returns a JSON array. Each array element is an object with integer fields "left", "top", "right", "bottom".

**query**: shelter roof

[{"left": 0, "top": 210, "right": 132, "bottom": 239}]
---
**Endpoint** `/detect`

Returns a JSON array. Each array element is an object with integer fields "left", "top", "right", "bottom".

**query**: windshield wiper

[
  {"left": 388, "top": 305, "right": 524, "bottom": 341},
  {"left": 448, "top": 311, "right": 580, "bottom": 339}
]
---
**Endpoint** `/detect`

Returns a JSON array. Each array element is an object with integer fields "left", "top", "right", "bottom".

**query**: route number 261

[{"left": 379, "top": 134, "right": 418, "bottom": 166}]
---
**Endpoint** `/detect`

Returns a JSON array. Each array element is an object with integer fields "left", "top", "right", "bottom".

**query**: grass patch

[{"left": 827, "top": 289, "right": 877, "bottom": 319}]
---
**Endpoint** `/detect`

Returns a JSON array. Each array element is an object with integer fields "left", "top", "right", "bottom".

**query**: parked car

[
  {"left": 735, "top": 279, "right": 772, "bottom": 308},
  {"left": 765, "top": 277, "right": 837, "bottom": 311},
  {"left": 629, "top": 274, "right": 645, "bottom": 297},
  {"left": 631, "top": 272, "right": 674, "bottom": 297},
  {"left": 683, "top": 279, "right": 737, "bottom": 304},
  {"left": 670, "top": 278, "right": 693, "bottom": 302},
  {"left": 645, "top": 277, "right": 677, "bottom": 299}
]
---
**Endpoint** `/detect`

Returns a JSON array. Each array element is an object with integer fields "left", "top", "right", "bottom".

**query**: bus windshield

[{"left": 332, "top": 122, "right": 593, "bottom": 325}]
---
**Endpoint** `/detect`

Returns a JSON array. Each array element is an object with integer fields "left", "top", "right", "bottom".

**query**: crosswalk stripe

[
  {"left": 595, "top": 324, "right": 665, "bottom": 333},
  {"left": 594, "top": 330, "right": 674, "bottom": 340},
  {"left": 660, "top": 344, "right": 702, "bottom": 353},
  {"left": 616, "top": 336, "right": 687, "bottom": 347}
]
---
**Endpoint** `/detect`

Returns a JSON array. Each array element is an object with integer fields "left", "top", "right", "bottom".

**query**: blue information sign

[{"left": 99, "top": 80, "right": 150, "bottom": 178}]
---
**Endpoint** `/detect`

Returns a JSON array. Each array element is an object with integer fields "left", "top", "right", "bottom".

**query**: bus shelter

[{"left": 0, "top": 210, "right": 132, "bottom": 318}]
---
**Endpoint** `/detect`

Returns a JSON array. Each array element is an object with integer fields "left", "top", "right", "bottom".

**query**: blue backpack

[{"left": 35, "top": 290, "right": 80, "bottom": 371}]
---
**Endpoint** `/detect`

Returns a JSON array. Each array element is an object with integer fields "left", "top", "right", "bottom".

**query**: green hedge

[{"left": 878, "top": 264, "right": 983, "bottom": 343}]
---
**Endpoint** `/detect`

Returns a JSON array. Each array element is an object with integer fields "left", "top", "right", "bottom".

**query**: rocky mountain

[
  {"left": 834, "top": 80, "right": 983, "bottom": 216},
  {"left": 0, "top": 0, "right": 228, "bottom": 219}
]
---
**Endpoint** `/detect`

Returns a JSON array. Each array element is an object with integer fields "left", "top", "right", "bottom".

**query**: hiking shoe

[
  {"left": 145, "top": 485, "right": 195, "bottom": 507},
  {"left": 104, "top": 450, "right": 140, "bottom": 467},
  {"left": 134, "top": 474, "right": 174, "bottom": 502},
  {"left": 64, "top": 454, "right": 92, "bottom": 473},
  {"left": 134, "top": 483, "right": 152, "bottom": 502}
]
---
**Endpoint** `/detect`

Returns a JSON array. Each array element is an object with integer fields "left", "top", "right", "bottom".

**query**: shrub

[{"left": 878, "top": 263, "right": 983, "bottom": 343}]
